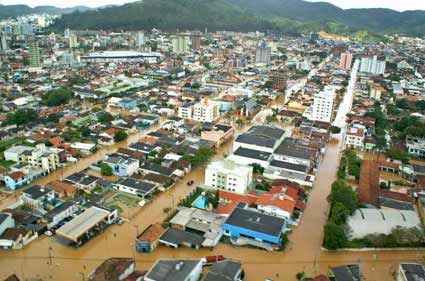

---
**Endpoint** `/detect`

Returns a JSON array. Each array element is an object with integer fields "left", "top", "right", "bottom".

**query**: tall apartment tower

[
  {"left": 136, "top": 31, "right": 145, "bottom": 47},
  {"left": 311, "top": 87, "right": 336, "bottom": 123},
  {"left": 191, "top": 31, "right": 201, "bottom": 51},
  {"left": 339, "top": 52, "right": 353, "bottom": 70},
  {"left": 0, "top": 32, "right": 8, "bottom": 52},
  {"left": 172, "top": 36, "right": 188, "bottom": 54},
  {"left": 255, "top": 41, "right": 271, "bottom": 64},
  {"left": 360, "top": 55, "right": 386, "bottom": 75},
  {"left": 29, "top": 39, "right": 41, "bottom": 68}
]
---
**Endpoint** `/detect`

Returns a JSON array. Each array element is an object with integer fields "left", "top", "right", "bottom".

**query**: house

[
  {"left": 256, "top": 185, "right": 298, "bottom": 220},
  {"left": 144, "top": 259, "right": 203, "bottom": 281},
  {"left": 0, "top": 213, "right": 15, "bottom": 236},
  {"left": 20, "top": 185, "right": 55, "bottom": 211},
  {"left": 168, "top": 207, "right": 225, "bottom": 247},
  {"left": 223, "top": 202, "right": 287, "bottom": 247},
  {"left": 88, "top": 258, "right": 142, "bottom": 281},
  {"left": 201, "top": 124, "right": 234, "bottom": 147},
  {"left": 4, "top": 171, "right": 29, "bottom": 190},
  {"left": 397, "top": 263, "right": 425, "bottom": 281},
  {"left": 329, "top": 264, "right": 361, "bottom": 281},
  {"left": 102, "top": 154, "right": 139, "bottom": 177},
  {"left": 46, "top": 180, "right": 78, "bottom": 198},
  {"left": 43, "top": 201, "right": 78, "bottom": 228},
  {"left": 113, "top": 178, "right": 158, "bottom": 199},
  {"left": 345, "top": 127, "right": 365, "bottom": 149},
  {"left": 0, "top": 227, "right": 37, "bottom": 249},
  {"left": 140, "top": 162, "right": 177, "bottom": 178},
  {"left": 5, "top": 144, "right": 61, "bottom": 173},
  {"left": 203, "top": 260, "right": 243, "bottom": 281},
  {"left": 136, "top": 223, "right": 166, "bottom": 253},
  {"left": 65, "top": 172, "right": 99, "bottom": 191},
  {"left": 205, "top": 159, "right": 253, "bottom": 195},
  {"left": 406, "top": 135, "right": 425, "bottom": 158},
  {"left": 233, "top": 126, "right": 285, "bottom": 154},
  {"left": 137, "top": 115, "right": 159, "bottom": 127}
]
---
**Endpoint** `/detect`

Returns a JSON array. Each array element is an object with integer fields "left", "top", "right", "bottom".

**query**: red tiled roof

[
  {"left": 8, "top": 171, "right": 26, "bottom": 181},
  {"left": 255, "top": 193, "right": 296, "bottom": 214}
]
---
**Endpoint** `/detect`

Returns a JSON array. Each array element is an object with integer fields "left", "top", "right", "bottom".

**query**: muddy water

[{"left": 1, "top": 105, "right": 423, "bottom": 280}]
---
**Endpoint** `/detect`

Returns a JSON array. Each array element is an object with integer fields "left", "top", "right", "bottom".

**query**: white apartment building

[
  {"left": 345, "top": 127, "right": 365, "bottom": 149},
  {"left": 4, "top": 144, "right": 60, "bottom": 173},
  {"left": 360, "top": 56, "right": 386, "bottom": 75},
  {"left": 205, "top": 159, "right": 253, "bottom": 194},
  {"left": 192, "top": 99, "right": 220, "bottom": 122},
  {"left": 177, "top": 104, "right": 193, "bottom": 120},
  {"left": 310, "top": 88, "right": 335, "bottom": 123}
]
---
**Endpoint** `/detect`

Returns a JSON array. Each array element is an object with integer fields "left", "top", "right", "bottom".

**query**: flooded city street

[{"left": 0, "top": 63, "right": 423, "bottom": 281}]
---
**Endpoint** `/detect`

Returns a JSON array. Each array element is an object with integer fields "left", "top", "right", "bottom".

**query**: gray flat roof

[
  {"left": 400, "top": 264, "right": 425, "bottom": 281},
  {"left": 224, "top": 206, "right": 286, "bottom": 237},
  {"left": 274, "top": 140, "right": 316, "bottom": 160},
  {"left": 159, "top": 228, "right": 204, "bottom": 247},
  {"left": 145, "top": 259, "right": 201, "bottom": 281},
  {"left": 233, "top": 147, "right": 271, "bottom": 161},
  {"left": 55, "top": 206, "right": 109, "bottom": 242},
  {"left": 269, "top": 160, "right": 308, "bottom": 172}
]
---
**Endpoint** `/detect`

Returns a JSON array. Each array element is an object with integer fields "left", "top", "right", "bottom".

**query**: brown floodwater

[{"left": 1, "top": 104, "right": 424, "bottom": 281}]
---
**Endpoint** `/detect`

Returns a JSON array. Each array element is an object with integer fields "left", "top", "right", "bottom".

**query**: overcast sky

[{"left": 0, "top": 0, "right": 425, "bottom": 11}]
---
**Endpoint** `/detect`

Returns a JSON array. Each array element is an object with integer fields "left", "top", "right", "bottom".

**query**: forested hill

[{"left": 45, "top": 0, "right": 425, "bottom": 37}]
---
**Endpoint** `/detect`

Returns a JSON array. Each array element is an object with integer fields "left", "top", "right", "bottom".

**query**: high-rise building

[
  {"left": 136, "top": 31, "right": 145, "bottom": 47},
  {"left": 360, "top": 55, "right": 386, "bottom": 75},
  {"left": 311, "top": 87, "right": 336, "bottom": 123},
  {"left": 29, "top": 39, "right": 41, "bottom": 68},
  {"left": 191, "top": 31, "right": 201, "bottom": 51},
  {"left": 0, "top": 32, "right": 8, "bottom": 52},
  {"left": 69, "top": 33, "right": 78, "bottom": 48},
  {"left": 192, "top": 98, "right": 220, "bottom": 122},
  {"left": 339, "top": 52, "right": 353, "bottom": 70},
  {"left": 255, "top": 41, "right": 271, "bottom": 64},
  {"left": 64, "top": 28, "right": 71, "bottom": 39},
  {"left": 172, "top": 36, "right": 188, "bottom": 54},
  {"left": 49, "top": 32, "right": 56, "bottom": 45}
]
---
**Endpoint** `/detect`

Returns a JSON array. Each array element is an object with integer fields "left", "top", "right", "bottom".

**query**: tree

[
  {"left": 97, "top": 112, "right": 114, "bottom": 123},
  {"left": 182, "top": 147, "right": 216, "bottom": 167},
  {"left": 330, "top": 202, "right": 349, "bottom": 225},
  {"left": 386, "top": 147, "right": 410, "bottom": 164},
  {"left": 5, "top": 108, "right": 38, "bottom": 126},
  {"left": 100, "top": 163, "right": 113, "bottom": 176},
  {"left": 80, "top": 127, "right": 91, "bottom": 138},
  {"left": 249, "top": 163, "right": 265, "bottom": 174},
  {"left": 114, "top": 130, "right": 128, "bottom": 142},
  {"left": 329, "top": 180, "right": 358, "bottom": 214},
  {"left": 46, "top": 113, "right": 60, "bottom": 123},
  {"left": 42, "top": 88, "right": 73, "bottom": 107},
  {"left": 323, "top": 222, "right": 347, "bottom": 250}
]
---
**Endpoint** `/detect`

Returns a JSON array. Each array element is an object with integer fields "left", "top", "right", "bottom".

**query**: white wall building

[
  {"left": 345, "top": 126, "right": 365, "bottom": 149},
  {"left": 192, "top": 99, "right": 220, "bottom": 123},
  {"left": 178, "top": 104, "right": 193, "bottom": 120},
  {"left": 205, "top": 159, "right": 253, "bottom": 194},
  {"left": 310, "top": 87, "right": 336, "bottom": 123},
  {"left": 360, "top": 56, "right": 386, "bottom": 75}
]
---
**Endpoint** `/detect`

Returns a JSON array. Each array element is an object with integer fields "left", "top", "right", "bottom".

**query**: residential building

[
  {"left": 345, "top": 126, "right": 365, "bottom": 149},
  {"left": 329, "top": 264, "right": 361, "bottom": 281},
  {"left": 360, "top": 55, "right": 386, "bottom": 75},
  {"left": 20, "top": 185, "right": 55, "bottom": 211},
  {"left": 397, "top": 263, "right": 425, "bottom": 281},
  {"left": 339, "top": 52, "right": 353, "bottom": 70},
  {"left": 43, "top": 201, "right": 78, "bottom": 228},
  {"left": 256, "top": 185, "right": 298, "bottom": 220},
  {"left": 4, "top": 171, "right": 29, "bottom": 190},
  {"left": 29, "top": 39, "right": 41, "bottom": 68},
  {"left": 172, "top": 36, "right": 188, "bottom": 54},
  {"left": 144, "top": 259, "right": 203, "bottom": 281},
  {"left": 203, "top": 260, "right": 243, "bottom": 281},
  {"left": 0, "top": 31, "right": 8, "bottom": 52},
  {"left": 4, "top": 144, "right": 61, "bottom": 173},
  {"left": 178, "top": 104, "right": 193, "bottom": 120},
  {"left": 69, "top": 33, "right": 78, "bottom": 48},
  {"left": 201, "top": 124, "right": 234, "bottom": 147},
  {"left": 102, "top": 154, "right": 140, "bottom": 177},
  {"left": 228, "top": 147, "right": 272, "bottom": 168},
  {"left": 192, "top": 99, "right": 220, "bottom": 123},
  {"left": 0, "top": 213, "right": 15, "bottom": 236},
  {"left": 269, "top": 71, "right": 287, "bottom": 90},
  {"left": 255, "top": 41, "right": 271, "bottom": 64},
  {"left": 191, "top": 31, "right": 201, "bottom": 51},
  {"left": 65, "top": 172, "right": 99, "bottom": 191},
  {"left": 113, "top": 177, "right": 158, "bottom": 199},
  {"left": 88, "top": 258, "right": 138, "bottom": 281},
  {"left": 205, "top": 160, "right": 253, "bottom": 194},
  {"left": 136, "top": 31, "right": 145, "bottom": 47},
  {"left": 136, "top": 223, "right": 166, "bottom": 253},
  {"left": 311, "top": 88, "right": 336, "bottom": 123},
  {"left": 369, "top": 84, "right": 384, "bottom": 100},
  {"left": 223, "top": 203, "right": 287, "bottom": 246},
  {"left": 406, "top": 136, "right": 425, "bottom": 158}
]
